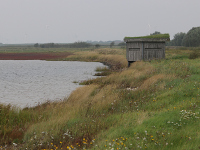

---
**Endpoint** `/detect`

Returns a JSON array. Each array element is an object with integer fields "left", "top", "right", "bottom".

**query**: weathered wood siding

[
  {"left": 143, "top": 42, "right": 165, "bottom": 60},
  {"left": 126, "top": 42, "right": 142, "bottom": 61},
  {"left": 125, "top": 41, "right": 165, "bottom": 61}
]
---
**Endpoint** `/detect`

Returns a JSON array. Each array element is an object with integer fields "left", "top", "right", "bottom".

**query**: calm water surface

[{"left": 0, "top": 60, "right": 105, "bottom": 108}]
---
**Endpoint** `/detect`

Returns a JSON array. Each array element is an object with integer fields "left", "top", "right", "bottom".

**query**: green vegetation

[
  {"left": 94, "top": 66, "right": 111, "bottom": 76},
  {"left": 118, "top": 42, "right": 125, "bottom": 46},
  {"left": 182, "top": 27, "right": 200, "bottom": 47},
  {"left": 110, "top": 41, "right": 115, "bottom": 48},
  {"left": 150, "top": 31, "right": 161, "bottom": 35},
  {"left": 189, "top": 50, "right": 200, "bottom": 59},
  {"left": 167, "top": 26, "right": 200, "bottom": 47},
  {"left": 0, "top": 47, "right": 200, "bottom": 149},
  {"left": 124, "top": 34, "right": 170, "bottom": 40},
  {"left": 95, "top": 44, "right": 100, "bottom": 48},
  {"left": 167, "top": 32, "right": 186, "bottom": 46}
]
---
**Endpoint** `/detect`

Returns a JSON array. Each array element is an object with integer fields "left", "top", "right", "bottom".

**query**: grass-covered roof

[{"left": 124, "top": 34, "right": 170, "bottom": 41}]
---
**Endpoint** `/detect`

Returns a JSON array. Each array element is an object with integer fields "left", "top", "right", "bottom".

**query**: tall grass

[
  {"left": 0, "top": 103, "right": 47, "bottom": 145},
  {"left": 0, "top": 47, "right": 200, "bottom": 149},
  {"left": 63, "top": 48, "right": 127, "bottom": 70}
]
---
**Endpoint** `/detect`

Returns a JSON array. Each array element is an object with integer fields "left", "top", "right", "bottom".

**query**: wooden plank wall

[
  {"left": 126, "top": 42, "right": 141, "bottom": 61},
  {"left": 143, "top": 42, "right": 165, "bottom": 60},
  {"left": 126, "top": 42, "right": 165, "bottom": 61}
]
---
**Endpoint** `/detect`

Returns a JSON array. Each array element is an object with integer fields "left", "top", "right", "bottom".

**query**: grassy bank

[{"left": 0, "top": 47, "right": 200, "bottom": 149}]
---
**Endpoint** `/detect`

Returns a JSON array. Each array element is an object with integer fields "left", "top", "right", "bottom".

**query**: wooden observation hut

[{"left": 124, "top": 34, "right": 170, "bottom": 67}]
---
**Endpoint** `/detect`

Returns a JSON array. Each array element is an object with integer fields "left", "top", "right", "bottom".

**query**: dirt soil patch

[{"left": 0, "top": 52, "right": 72, "bottom": 60}]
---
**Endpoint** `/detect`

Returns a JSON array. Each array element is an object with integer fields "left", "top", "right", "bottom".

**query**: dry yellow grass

[
  {"left": 94, "top": 48, "right": 126, "bottom": 55},
  {"left": 95, "top": 61, "right": 156, "bottom": 89},
  {"left": 99, "top": 54, "right": 127, "bottom": 68},
  {"left": 67, "top": 85, "right": 98, "bottom": 107},
  {"left": 140, "top": 73, "right": 176, "bottom": 90},
  {"left": 66, "top": 49, "right": 127, "bottom": 69},
  {"left": 67, "top": 84, "right": 120, "bottom": 113},
  {"left": 139, "top": 74, "right": 165, "bottom": 90},
  {"left": 68, "top": 51, "right": 99, "bottom": 61},
  {"left": 90, "top": 85, "right": 119, "bottom": 110},
  {"left": 129, "top": 61, "right": 154, "bottom": 72}
]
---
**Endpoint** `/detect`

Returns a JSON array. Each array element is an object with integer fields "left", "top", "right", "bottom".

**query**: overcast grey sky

[{"left": 0, "top": 0, "right": 199, "bottom": 44}]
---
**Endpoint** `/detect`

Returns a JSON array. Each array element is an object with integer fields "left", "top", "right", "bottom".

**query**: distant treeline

[
  {"left": 167, "top": 26, "right": 200, "bottom": 47},
  {"left": 34, "top": 42, "right": 92, "bottom": 48},
  {"left": 86, "top": 40, "right": 123, "bottom": 45},
  {"left": 34, "top": 41, "right": 126, "bottom": 48}
]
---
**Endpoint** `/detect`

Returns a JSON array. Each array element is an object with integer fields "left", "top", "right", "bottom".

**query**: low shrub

[{"left": 189, "top": 50, "right": 200, "bottom": 59}]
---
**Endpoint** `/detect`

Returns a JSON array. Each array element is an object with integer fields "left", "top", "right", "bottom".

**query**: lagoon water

[{"left": 0, "top": 60, "right": 105, "bottom": 108}]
